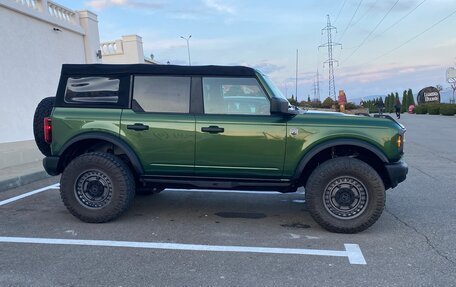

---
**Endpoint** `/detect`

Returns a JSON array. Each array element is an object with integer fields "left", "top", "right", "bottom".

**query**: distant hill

[{"left": 348, "top": 95, "right": 385, "bottom": 105}]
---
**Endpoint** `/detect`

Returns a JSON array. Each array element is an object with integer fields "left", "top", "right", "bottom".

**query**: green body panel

[
  {"left": 52, "top": 108, "right": 402, "bottom": 180},
  {"left": 195, "top": 114, "right": 287, "bottom": 178},
  {"left": 120, "top": 110, "right": 195, "bottom": 175},
  {"left": 282, "top": 113, "right": 402, "bottom": 177},
  {"left": 51, "top": 108, "right": 122, "bottom": 154}
]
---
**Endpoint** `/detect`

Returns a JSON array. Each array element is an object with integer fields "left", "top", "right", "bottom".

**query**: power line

[
  {"left": 370, "top": 8, "right": 456, "bottom": 63},
  {"left": 334, "top": 0, "right": 348, "bottom": 24},
  {"left": 351, "top": 0, "right": 381, "bottom": 27},
  {"left": 342, "top": 0, "right": 400, "bottom": 63},
  {"left": 377, "top": 0, "right": 426, "bottom": 36},
  {"left": 338, "top": 0, "right": 364, "bottom": 43}
]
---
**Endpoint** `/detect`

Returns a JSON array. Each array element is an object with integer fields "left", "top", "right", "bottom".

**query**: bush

[
  {"left": 321, "top": 97, "right": 335, "bottom": 108},
  {"left": 414, "top": 105, "right": 427, "bottom": 114},
  {"left": 345, "top": 102, "right": 358, "bottom": 110},
  {"left": 427, "top": 104, "right": 440, "bottom": 115},
  {"left": 440, "top": 104, "right": 456, "bottom": 116}
]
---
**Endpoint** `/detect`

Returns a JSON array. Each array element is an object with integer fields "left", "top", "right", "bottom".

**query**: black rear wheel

[
  {"left": 60, "top": 152, "right": 135, "bottom": 223},
  {"left": 305, "top": 157, "right": 385, "bottom": 233}
]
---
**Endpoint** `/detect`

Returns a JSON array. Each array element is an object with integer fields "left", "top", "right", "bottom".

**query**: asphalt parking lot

[{"left": 0, "top": 114, "right": 455, "bottom": 287}]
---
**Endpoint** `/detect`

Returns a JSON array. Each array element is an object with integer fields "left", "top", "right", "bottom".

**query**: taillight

[{"left": 44, "top": 117, "right": 52, "bottom": 144}]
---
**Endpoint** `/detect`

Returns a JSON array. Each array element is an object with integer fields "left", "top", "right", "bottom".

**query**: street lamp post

[{"left": 180, "top": 35, "right": 192, "bottom": 66}]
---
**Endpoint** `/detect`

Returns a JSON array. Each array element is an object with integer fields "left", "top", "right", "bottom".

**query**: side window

[
  {"left": 203, "top": 77, "right": 270, "bottom": 115},
  {"left": 133, "top": 76, "right": 190, "bottom": 113},
  {"left": 65, "top": 77, "right": 120, "bottom": 103}
]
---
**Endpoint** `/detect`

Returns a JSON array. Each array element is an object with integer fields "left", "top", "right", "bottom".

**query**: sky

[{"left": 58, "top": 0, "right": 456, "bottom": 102}]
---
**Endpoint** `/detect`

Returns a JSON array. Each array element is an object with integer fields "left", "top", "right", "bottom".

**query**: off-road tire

[
  {"left": 60, "top": 152, "right": 135, "bottom": 223},
  {"left": 305, "top": 157, "right": 385, "bottom": 233},
  {"left": 33, "top": 97, "right": 55, "bottom": 156}
]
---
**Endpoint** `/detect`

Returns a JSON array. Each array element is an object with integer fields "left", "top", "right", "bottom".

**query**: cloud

[
  {"left": 339, "top": 64, "right": 440, "bottom": 84},
  {"left": 85, "top": 0, "right": 163, "bottom": 10},
  {"left": 203, "top": 0, "right": 235, "bottom": 14},
  {"left": 252, "top": 63, "right": 285, "bottom": 74}
]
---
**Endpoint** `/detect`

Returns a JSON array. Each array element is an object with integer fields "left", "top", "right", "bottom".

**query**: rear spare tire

[
  {"left": 305, "top": 157, "right": 385, "bottom": 233},
  {"left": 33, "top": 97, "right": 55, "bottom": 156}
]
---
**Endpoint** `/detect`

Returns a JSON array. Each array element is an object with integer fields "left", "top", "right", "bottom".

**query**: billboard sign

[{"left": 417, "top": 86, "right": 440, "bottom": 104}]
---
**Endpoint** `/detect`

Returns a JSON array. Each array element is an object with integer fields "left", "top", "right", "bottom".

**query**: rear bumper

[
  {"left": 385, "top": 160, "right": 408, "bottom": 188},
  {"left": 43, "top": 156, "right": 60, "bottom": 176}
]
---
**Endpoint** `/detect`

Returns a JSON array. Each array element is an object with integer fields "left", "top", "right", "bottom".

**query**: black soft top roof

[{"left": 61, "top": 64, "right": 257, "bottom": 77}]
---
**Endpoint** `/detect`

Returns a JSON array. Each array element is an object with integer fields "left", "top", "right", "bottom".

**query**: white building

[
  {"left": 100, "top": 35, "right": 158, "bottom": 64},
  {"left": 0, "top": 0, "right": 154, "bottom": 143}
]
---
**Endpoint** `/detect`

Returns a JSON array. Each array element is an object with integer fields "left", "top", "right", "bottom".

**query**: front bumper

[
  {"left": 385, "top": 160, "right": 408, "bottom": 188},
  {"left": 43, "top": 156, "right": 60, "bottom": 176}
]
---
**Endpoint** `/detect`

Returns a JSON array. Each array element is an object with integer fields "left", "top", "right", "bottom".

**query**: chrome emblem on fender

[{"left": 290, "top": 128, "right": 298, "bottom": 136}]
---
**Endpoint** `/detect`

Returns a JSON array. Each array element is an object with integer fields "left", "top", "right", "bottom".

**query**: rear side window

[
  {"left": 133, "top": 76, "right": 191, "bottom": 113},
  {"left": 64, "top": 77, "right": 120, "bottom": 104}
]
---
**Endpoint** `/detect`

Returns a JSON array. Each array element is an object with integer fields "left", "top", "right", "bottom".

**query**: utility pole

[
  {"left": 319, "top": 15, "right": 341, "bottom": 101},
  {"left": 315, "top": 69, "right": 321, "bottom": 102},
  {"left": 180, "top": 35, "right": 192, "bottom": 66},
  {"left": 295, "top": 49, "right": 299, "bottom": 102}
]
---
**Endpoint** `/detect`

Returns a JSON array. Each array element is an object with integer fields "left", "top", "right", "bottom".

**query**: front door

[{"left": 195, "top": 77, "right": 287, "bottom": 178}]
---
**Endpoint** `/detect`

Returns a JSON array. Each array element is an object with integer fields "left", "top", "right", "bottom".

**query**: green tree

[
  {"left": 288, "top": 95, "right": 298, "bottom": 106},
  {"left": 407, "top": 89, "right": 415, "bottom": 106},
  {"left": 385, "top": 94, "right": 392, "bottom": 112},
  {"left": 401, "top": 90, "right": 407, "bottom": 113},
  {"left": 307, "top": 95, "right": 311, "bottom": 102},
  {"left": 321, "top": 97, "right": 335, "bottom": 108}
]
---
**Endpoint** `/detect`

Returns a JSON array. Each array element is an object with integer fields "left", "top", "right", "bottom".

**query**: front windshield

[{"left": 258, "top": 73, "right": 289, "bottom": 102}]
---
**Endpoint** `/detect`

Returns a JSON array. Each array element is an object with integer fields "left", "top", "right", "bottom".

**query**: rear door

[
  {"left": 195, "top": 77, "right": 287, "bottom": 178},
  {"left": 120, "top": 75, "right": 195, "bottom": 176}
]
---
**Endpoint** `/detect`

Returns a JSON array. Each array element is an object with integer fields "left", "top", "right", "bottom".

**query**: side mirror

[{"left": 270, "top": 97, "right": 298, "bottom": 115}]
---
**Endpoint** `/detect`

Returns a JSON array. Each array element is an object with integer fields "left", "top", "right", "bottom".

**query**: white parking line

[
  {"left": 0, "top": 183, "right": 59, "bottom": 207},
  {"left": 0, "top": 236, "right": 366, "bottom": 265}
]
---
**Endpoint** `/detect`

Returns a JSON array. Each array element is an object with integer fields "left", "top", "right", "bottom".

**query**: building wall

[
  {"left": 101, "top": 35, "right": 148, "bottom": 64},
  {"left": 0, "top": 0, "right": 100, "bottom": 143}
]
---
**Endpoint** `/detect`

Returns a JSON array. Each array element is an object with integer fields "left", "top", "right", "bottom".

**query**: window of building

[
  {"left": 203, "top": 77, "right": 270, "bottom": 115},
  {"left": 133, "top": 76, "right": 191, "bottom": 113}
]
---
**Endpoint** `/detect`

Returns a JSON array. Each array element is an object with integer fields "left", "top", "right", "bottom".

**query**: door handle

[
  {"left": 127, "top": 123, "right": 149, "bottom": 131},
  {"left": 201, "top": 126, "right": 224, "bottom": 134}
]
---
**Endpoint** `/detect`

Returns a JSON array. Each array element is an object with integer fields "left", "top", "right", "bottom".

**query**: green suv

[{"left": 34, "top": 64, "right": 407, "bottom": 233}]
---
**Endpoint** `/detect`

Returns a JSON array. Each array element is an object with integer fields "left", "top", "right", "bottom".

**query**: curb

[{"left": 0, "top": 171, "right": 52, "bottom": 193}]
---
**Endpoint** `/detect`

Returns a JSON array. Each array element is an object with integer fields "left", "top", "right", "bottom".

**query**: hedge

[
  {"left": 427, "top": 104, "right": 440, "bottom": 115},
  {"left": 440, "top": 104, "right": 456, "bottom": 116},
  {"left": 414, "top": 105, "right": 427, "bottom": 114},
  {"left": 414, "top": 104, "right": 456, "bottom": 116}
]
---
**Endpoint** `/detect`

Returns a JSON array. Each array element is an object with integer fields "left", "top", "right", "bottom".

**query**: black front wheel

[
  {"left": 60, "top": 152, "right": 135, "bottom": 223},
  {"left": 305, "top": 157, "right": 385, "bottom": 233}
]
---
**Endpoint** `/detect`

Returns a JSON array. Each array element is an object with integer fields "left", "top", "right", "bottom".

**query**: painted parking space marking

[
  {"left": 0, "top": 236, "right": 366, "bottom": 265},
  {"left": 0, "top": 183, "right": 59, "bottom": 207}
]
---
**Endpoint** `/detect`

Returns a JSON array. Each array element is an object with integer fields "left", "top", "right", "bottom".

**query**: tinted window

[
  {"left": 203, "top": 77, "right": 270, "bottom": 115},
  {"left": 133, "top": 76, "right": 190, "bottom": 113},
  {"left": 65, "top": 77, "right": 120, "bottom": 103}
]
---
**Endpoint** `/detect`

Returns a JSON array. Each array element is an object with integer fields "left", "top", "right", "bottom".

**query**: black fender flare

[
  {"left": 292, "top": 138, "right": 389, "bottom": 181},
  {"left": 58, "top": 132, "right": 144, "bottom": 175}
]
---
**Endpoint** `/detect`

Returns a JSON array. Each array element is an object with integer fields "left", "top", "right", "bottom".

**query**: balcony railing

[
  {"left": 100, "top": 40, "right": 124, "bottom": 56},
  {"left": 10, "top": 0, "right": 78, "bottom": 25}
]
